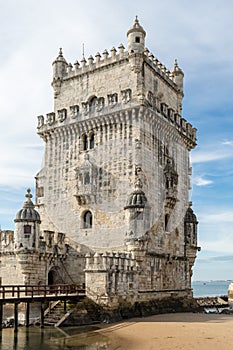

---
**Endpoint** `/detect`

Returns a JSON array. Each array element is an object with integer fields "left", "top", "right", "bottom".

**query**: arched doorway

[
  {"left": 48, "top": 267, "right": 63, "bottom": 285},
  {"left": 48, "top": 270, "right": 55, "bottom": 285}
]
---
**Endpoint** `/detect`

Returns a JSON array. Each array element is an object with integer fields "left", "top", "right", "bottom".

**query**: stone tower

[{"left": 36, "top": 17, "right": 199, "bottom": 305}]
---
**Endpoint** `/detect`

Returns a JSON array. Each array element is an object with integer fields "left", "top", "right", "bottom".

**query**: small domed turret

[
  {"left": 171, "top": 59, "right": 184, "bottom": 93},
  {"left": 14, "top": 189, "right": 41, "bottom": 251},
  {"left": 124, "top": 178, "right": 147, "bottom": 209},
  {"left": 127, "top": 16, "right": 146, "bottom": 54},
  {"left": 184, "top": 203, "right": 198, "bottom": 224},
  {"left": 15, "top": 189, "right": 41, "bottom": 222},
  {"left": 52, "top": 48, "right": 68, "bottom": 79}
]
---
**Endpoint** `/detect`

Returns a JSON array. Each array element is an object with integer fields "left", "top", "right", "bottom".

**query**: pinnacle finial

[
  {"left": 23, "top": 188, "right": 35, "bottom": 209},
  {"left": 25, "top": 188, "right": 32, "bottom": 200},
  {"left": 135, "top": 178, "right": 143, "bottom": 190},
  {"left": 59, "top": 48, "right": 63, "bottom": 56},
  {"left": 135, "top": 15, "right": 139, "bottom": 23}
]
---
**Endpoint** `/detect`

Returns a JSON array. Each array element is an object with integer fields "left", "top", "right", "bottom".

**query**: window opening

[
  {"left": 90, "top": 134, "right": 94, "bottom": 149},
  {"left": 24, "top": 225, "right": 31, "bottom": 234},
  {"left": 83, "top": 135, "right": 88, "bottom": 151},
  {"left": 84, "top": 173, "right": 90, "bottom": 184},
  {"left": 165, "top": 214, "right": 170, "bottom": 232},
  {"left": 83, "top": 211, "right": 93, "bottom": 229}
]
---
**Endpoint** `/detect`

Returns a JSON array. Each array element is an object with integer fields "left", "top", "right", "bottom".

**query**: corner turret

[
  {"left": 52, "top": 48, "right": 68, "bottom": 79},
  {"left": 14, "top": 189, "right": 41, "bottom": 251},
  {"left": 124, "top": 178, "right": 150, "bottom": 240},
  {"left": 171, "top": 59, "right": 184, "bottom": 93},
  {"left": 127, "top": 16, "right": 146, "bottom": 54}
]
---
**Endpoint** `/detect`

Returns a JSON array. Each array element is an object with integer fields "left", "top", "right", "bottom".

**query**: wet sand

[{"left": 97, "top": 312, "right": 233, "bottom": 350}]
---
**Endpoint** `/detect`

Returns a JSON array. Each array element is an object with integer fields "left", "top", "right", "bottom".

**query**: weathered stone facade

[{"left": 0, "top": 18, "right": 199, "bottom": 310}]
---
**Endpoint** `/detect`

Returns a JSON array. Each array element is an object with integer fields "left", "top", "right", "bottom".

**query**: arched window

[
  {"left": 89, "top": 96, "right": 97, "bottom": 113},
  {"left": 83, "top": 135, "right": 88, "bottom": 151},
  {"left": 83, "top": 210, "right": 93, "bottom": 229},
  {"left": 165, "top": 214, "right": 170, "bottom": 232},
  {"left": 84, "top": 172, "right": 90, "bottom": 184},
  {"left": 90, "top": 133, "right": 95, "bottom": 149}
]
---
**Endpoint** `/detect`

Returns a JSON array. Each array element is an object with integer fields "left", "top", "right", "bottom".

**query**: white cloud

[
  {"left": 199, "top": 212, "right": 233, "bottom": 224},
  {"left": 222, "top": 141, "right": 233, "bottom": 146},
  {"left": 192, "top": 176, "right": 213, "bottom": 186},
  {"left": 191, "top": 150, "right": 232, "bottom": 163}
]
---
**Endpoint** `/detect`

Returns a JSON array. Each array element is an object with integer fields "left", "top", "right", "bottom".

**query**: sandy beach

[{"left": 97, "top": 312, "right": 233, "bottom": 350}]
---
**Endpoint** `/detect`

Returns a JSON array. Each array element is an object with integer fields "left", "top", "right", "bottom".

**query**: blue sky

[{"left": 1, "top": 0, "right": 233, "bottom": 281}]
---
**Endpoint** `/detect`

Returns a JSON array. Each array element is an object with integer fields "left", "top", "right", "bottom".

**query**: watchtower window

[
  {"left": 90, "top": 134, "right": 95, "bottom": 149},
  {"left": 83, "top": 135, "right": 88, "bottom": 151},
  {"left": 83, "top": 210, "right": 93, "bottom": 229},
  {"left": 24, "top": 225, "right": 31, "bottom": 234},
  {"left": 165, "top": 214, "right": 170, "bottom": 232},
  {"left": 135, "top": 36, "right": 140, "bottom": 43},
  {"left": 84, "top": 173, "right": 90, "bottom": 185}
]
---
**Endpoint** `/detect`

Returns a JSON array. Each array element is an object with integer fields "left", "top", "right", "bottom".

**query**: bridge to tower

[{"left": 0, "top": 284, "right": 85, "bottom": 332}]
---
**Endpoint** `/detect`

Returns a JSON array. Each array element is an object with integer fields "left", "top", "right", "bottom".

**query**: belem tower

[{"left": 0, "top": 17, "right": 199, "bottom": 311}]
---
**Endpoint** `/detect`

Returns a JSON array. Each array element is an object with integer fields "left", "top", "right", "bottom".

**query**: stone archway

[{"left": 48, "top": 267, "right": 64, "bottom": 285}]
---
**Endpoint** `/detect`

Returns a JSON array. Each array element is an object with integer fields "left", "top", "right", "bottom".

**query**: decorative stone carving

[
  {"left": 135, "top": 139, "right": 141, "bottom": 149},
  {"left": 37, "top": 115, "right": 44, "bottom": 129},
  {"left": 121, "top": 89, "right": 132, "bottom": 103},
  {"left": 51, "top": 77, "right": 62, "bottom": 97},
  {"left": 70, "top": 105, "right": 79, "bottom": 119},
  {"left": 147, "top": 91, "right": 155, "bottom": 108},
  {"left": 82, "top": 102, "right": 89, "bottom": 115},
  {"left": 108, "top": 93, "right": 118, "bottom": 107},
  {"left": 164, "top": 159, "right": 178, "bottom": 209},
  {"left": 75, "top": 154, "right": 98, "bottom": 205},
  {"left": 46, "top": 112, "right": 56, "bottom": 126},
  {"left": 57, "top": 108, "right": 67, "bottom": 122},
  {"left": 184, "top": 204, "right": 198, "bottom": 247},
  {"left": 96, "top": 97, "right": 104, "bottom": 111},
  {"left": 161, "top": 103, "right": 168, "bottom": 117}
]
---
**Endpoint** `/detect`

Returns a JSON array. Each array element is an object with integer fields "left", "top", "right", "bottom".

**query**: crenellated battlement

[
  {"left": 52, "top": 45, "right": 179, "bottom": 93},
  {"left": 85, "top": 251, "right": 137, "bottom": 272}
]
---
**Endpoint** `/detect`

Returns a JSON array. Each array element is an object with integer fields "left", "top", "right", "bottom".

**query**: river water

[
  {"left": 0, "top": 326, "right": 114, "bottom": 350},
  {"left": 192, "top": 280, "right": 231, "bottom": 297}
]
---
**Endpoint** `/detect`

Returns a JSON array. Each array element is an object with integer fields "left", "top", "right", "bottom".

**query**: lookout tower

[{"left": 35, "top": 17, "right": 199, "bottom": 306}]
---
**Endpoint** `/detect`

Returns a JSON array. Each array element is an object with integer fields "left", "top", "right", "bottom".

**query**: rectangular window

[{"left": 24, "top": 225, "right": 31, "bottom": 234}]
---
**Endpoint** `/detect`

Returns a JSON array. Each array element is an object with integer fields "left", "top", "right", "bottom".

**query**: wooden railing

[{"left": 0, "top": 284, "right": 85, "bottom": 300}]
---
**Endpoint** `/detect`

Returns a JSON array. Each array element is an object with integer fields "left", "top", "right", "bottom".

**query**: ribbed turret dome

[
  {"left": 14, "top": 189, "right": 41, "bottom": 222},
  {"left": 127, "top": 16, "right": 146, "bottom": 36},
  {"left": 184, "top": 205, "right": 198, "bottom": 223},
  {"left": 124, "top": 178, "right": 147, "bottom": 209},
  {"left": 52, "top": 48, "right": 67, "bottom": 65}
]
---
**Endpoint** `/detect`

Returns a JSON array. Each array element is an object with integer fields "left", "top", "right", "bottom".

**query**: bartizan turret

[
  {"left": 52, "top": 48, "right": 68, "bottom": 97},
  {"left": 127, "top": 16, "right": 146, "bottom": 54},
  {"left": 14, "top": 189, "right": 41, "bottom": 251},
  {"left": 124, "top": 178, "right": 150, "bottom": 239},
  {"left": 52, "top": 48, "right": 68, "bottom": 79},
  {"left": 171, "top": 59, "right": 184, "bottom": 112}
]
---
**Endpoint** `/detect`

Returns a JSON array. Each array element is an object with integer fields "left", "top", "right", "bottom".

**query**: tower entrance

[{"left": 48, "top": 267, "right": 63, "bottom": 285}]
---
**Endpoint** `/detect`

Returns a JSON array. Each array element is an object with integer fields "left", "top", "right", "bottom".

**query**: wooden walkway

[{"left": 0, "top": 284, "right": 86, "bottom": 331}]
